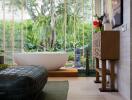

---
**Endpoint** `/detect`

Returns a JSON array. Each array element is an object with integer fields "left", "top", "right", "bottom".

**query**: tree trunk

[{"left": 50, "top": 0, "right": 56, "bottom": 48}]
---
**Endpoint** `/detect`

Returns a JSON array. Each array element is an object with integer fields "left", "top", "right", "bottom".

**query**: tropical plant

[
  {"left": 67, "top": 52, "right": 74, "bottom": 61},
  {"left": 0, "top": 0, "right": 92, "bottom": 51}
]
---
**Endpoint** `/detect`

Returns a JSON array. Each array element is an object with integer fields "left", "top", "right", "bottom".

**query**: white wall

[
  {"left": 103, "top": 0, "right": 130, "bottom": 100},
  {"left": 95, "top": 0, "right": 131, "bottom": 99},
  {"left": 130, "top": 0, "right": 132, "bottom": 100},
  {"left": 114, "top": 0, "right": 130, "bottom": 100}
]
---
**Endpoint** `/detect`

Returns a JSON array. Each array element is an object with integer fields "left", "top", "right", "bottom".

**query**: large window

[{"left": 0, "top": 0, "right": 93, "bottom": 69}]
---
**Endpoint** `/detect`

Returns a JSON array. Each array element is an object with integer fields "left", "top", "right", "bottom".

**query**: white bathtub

[{"left": 14, "top": 52, "right": 68, "bottom": 71}]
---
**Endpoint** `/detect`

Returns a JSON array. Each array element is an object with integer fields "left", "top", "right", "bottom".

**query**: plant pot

[{"left": 0, "top": 56, "right": 4, "bottom": 64}]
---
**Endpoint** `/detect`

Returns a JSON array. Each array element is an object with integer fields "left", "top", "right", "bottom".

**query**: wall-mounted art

[{"left": 111, "top": 0, "right": 123, "bottom": 28}]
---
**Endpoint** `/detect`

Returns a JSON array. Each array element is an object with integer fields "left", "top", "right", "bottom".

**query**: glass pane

[{"left": 0, "top": 0, "right": 93, "bottom": 70}]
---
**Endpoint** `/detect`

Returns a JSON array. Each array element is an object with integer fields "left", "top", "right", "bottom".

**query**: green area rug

[{"left": 38, "top": 81, "right": 69, "bottom": 100}]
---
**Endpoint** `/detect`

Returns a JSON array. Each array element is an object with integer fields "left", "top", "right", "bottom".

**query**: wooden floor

[{"left": 48, "top": 67, "right": 78, "bottom": 77}]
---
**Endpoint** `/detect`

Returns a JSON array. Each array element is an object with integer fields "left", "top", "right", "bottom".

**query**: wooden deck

[{"left": 48, "top": 67, "right": 78, "bottom": 77}]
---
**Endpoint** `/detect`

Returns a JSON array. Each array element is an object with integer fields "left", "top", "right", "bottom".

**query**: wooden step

[{"left": 48, "top": 67, "right": 78, "bottom": 77}]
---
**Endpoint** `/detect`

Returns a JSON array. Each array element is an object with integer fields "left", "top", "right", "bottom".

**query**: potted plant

[
  {"left": 93, "top": 14, "right": 104, "bottom": 33},
  {"left": 0, "top": 49, "right": 4, "bottom": 64}
]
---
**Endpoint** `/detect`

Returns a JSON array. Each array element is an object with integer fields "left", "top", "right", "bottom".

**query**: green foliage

[
  {"left": 0, "top": 64, "right": 9, "bottom": 70},
  {"left": 0, "top": 0, "right": 92, "bottom": 53},
  {"left": 0, "top": 19, "right": 92, "bottom": 52},
  {"left": 0, "top": 50, "right": 4, "bottom": 53},
  {"left": 0, "top": 20, "right": 22, "bottom": 52},
  {"left": 22, "top": 20, "right": 40, "bottom": 51},
  {"left": 68, "top": 52, "right": 74, "bottom": 61},
  {"left": 20, "top": 16, "right": 92, "bottom": 52}
]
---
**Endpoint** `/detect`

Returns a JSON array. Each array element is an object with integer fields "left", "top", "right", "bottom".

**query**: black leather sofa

[{"left": 0, "top": 65, "right": 48, "bottom": 100}]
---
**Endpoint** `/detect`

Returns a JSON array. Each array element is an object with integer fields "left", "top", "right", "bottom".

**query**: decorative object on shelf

[
  {"left": 104, "top": 0, "right": 123, "bottom": 28},
  {"left": 75, "top": 48, "right": 81, "bottom": 68},
  {"left": 102, "top": 13, "right": 112, "bottom": 30},
  {"left": 93, "top": 16, "right": 100, "bottom": 33},
  {"left": 93, "top": 14, "right": 104, "bottom": 33},
  {"left": 111, "top": 0, "right": 123, "bottom": 28}
]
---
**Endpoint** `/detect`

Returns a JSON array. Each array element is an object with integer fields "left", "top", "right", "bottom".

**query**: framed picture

[{"left": 111, "top": 0, "right": 123, "bottom": 28}]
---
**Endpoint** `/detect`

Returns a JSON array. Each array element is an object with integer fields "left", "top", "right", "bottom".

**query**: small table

[
  {"left": 95, "top": 59, "right": 118, "bottom": 92},
  {"left": 92, "top": 31, "right": 119, "bottom": 92}
]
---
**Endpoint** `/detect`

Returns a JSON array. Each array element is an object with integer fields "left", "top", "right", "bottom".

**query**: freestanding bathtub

[{"left": 14, "top": 52, "right": 68, "bottom": 71}]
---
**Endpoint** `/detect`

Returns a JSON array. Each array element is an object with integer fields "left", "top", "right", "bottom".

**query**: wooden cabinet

[
  {"left": 93, "top": 31, "right": 119, "bottom": 92},
  {"left": 92, "top": 31, "right": 119, "bottom": 60}
]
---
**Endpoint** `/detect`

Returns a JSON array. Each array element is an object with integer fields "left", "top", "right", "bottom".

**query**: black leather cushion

[{"left": 0, "top": 66, "right": 48, "bottom": 100}]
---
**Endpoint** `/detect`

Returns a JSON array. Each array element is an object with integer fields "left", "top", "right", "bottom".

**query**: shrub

[
  {"left": 68, "top": 52, "right": 74, "bottom": 61},
  {"left": 0, "top": 64, "right": 9, "bottom": 70}
]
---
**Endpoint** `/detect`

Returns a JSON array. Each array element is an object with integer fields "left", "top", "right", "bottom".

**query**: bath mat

[{"left": 38, "top": 81, "right": 69, "bottom": 100}]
